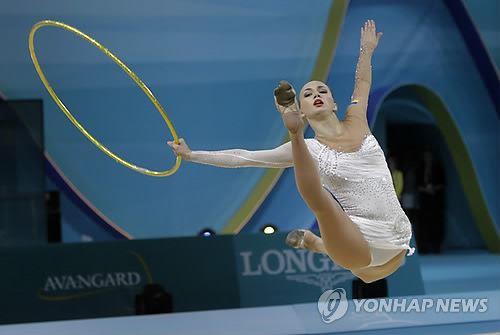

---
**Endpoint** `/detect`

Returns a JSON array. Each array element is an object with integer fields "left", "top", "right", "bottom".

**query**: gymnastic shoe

[{"left": 285, "top": 229, "right": 306, "bottom": 249}]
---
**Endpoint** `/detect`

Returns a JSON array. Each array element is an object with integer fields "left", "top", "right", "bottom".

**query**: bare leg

[
  {"left": 299, "top": 230, "right": 406, "bottom": 283},
  {"left": 288, "top": 128, "right": 371, "bottom": 269}
]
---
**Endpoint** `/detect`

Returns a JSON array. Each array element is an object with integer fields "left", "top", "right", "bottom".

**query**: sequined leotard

[
  {"left": 189, "top": 134, "right": 415, "bottom": 259},
  {"left": 305, "top": 135, "right": 414, "bottom": 256}
]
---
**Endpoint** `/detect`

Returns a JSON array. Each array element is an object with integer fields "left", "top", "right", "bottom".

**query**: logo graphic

[
  {"left": 317, "top": 288, "right": 348, "bottom": 323},
  {"left": 286, "top": 272, "right": 353, "bottom": 291},
  {"left": 38, "top": 251, "right": 151, "bottom": 301},
  {"left": 240, "top": 249, "right": 353, "bottom": 290}
]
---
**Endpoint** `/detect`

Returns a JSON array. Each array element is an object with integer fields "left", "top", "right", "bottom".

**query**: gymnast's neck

[{"left": 308, "top": 110, "right": 343, "bottom": 141}]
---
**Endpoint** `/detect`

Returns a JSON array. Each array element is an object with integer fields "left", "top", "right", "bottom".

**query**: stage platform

[
  {"left": 1, "top": 290, "right": 498, "bottom": 335},
  {"left": 420, "top": 252, "right": 500, "bottom": 294}
]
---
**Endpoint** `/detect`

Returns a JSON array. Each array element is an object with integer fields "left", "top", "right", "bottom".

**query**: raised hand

[{"left": 360, "top": 19, "right": 382, "bottom": 53}]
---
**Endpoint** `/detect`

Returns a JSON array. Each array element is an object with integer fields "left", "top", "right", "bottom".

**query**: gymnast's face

[{"left": 299, "top": 81, "right": 337, "bottom": 119}]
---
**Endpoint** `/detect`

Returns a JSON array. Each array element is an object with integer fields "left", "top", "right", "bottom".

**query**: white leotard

[{"left": 190, "top": 134, "right": 415, "bottom": 259}]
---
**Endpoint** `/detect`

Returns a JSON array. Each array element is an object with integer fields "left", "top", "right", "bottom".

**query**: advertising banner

[{"left": 0, "top": 233, "right": 422, "bottom": 324}]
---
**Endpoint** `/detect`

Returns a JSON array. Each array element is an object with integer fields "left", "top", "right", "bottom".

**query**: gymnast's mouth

[{"left": 313, "top": 99, "right": 324, "bottom": 107}]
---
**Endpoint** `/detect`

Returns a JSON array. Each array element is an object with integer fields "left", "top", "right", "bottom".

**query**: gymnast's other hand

[
  {"left": 167, "top": 138, "right": 191, "bottom": 160},
  {"left": 360, "top": 19, "right": 382, "bottom": 53}
]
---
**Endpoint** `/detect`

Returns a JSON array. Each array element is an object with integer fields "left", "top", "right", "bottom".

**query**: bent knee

[
  {"left": 331, "top": 255, "right": 371, "bottom": 271},
  {"left": 351, "top": 269, "right": 385, "bottom": 283},
  {"left": 357, "top": 272, "right": 383, "bottom": 284}
]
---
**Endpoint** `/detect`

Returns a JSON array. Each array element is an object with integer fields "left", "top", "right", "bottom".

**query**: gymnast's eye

[{"left": 304, "top": 91, "right": 312, "bottom": 97}]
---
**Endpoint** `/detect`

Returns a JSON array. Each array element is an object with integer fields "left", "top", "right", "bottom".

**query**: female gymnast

[{"left": 168, "top": 20, "right": 414, "bottom": 283}]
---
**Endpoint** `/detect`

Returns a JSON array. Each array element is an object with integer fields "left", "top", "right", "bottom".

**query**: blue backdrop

[{"left": 0, "top": 0, "right": 498, "bottom": 248}]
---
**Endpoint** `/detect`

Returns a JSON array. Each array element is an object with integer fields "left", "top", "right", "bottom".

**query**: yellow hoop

[{"left": 29, "top": 20, "right": 181, "bottom": 177}]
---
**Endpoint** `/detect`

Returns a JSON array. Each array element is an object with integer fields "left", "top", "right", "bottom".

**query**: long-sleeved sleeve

[{"left": 189, "top": 141, "right": 293, "bottom": 168}]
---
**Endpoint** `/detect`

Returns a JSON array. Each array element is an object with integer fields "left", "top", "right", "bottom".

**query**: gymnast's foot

[
  {"left": 286, "top": 229, "right": 328, "bottom": 255},
  {"left": 273, "top": 80, "right": 304, "bottom": 134},
  {"left": 286, "top": 229, "right": 306, "bottom": 249}
]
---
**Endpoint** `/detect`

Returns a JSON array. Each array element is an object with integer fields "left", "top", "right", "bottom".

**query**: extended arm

[
  {"left": 347, "top": 20, "right": 382, "bottom": 120},
  {"left": 190, "top": 143, "right": 293, "bottom": 168},
  {"left": 168, "top": 139, "right": 293, "bottom": 168}
]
